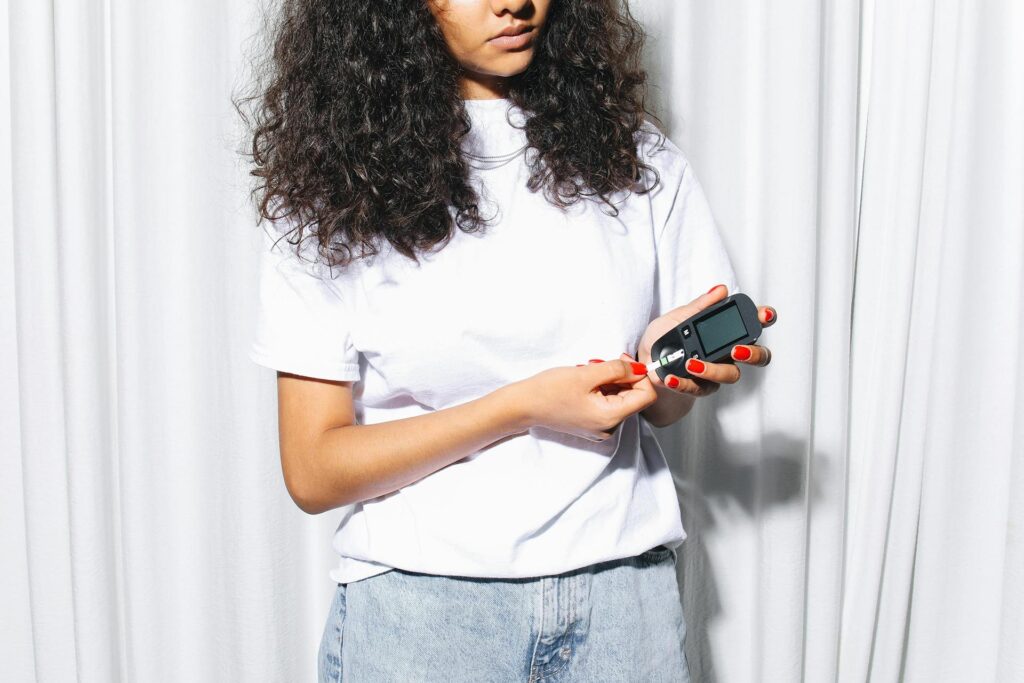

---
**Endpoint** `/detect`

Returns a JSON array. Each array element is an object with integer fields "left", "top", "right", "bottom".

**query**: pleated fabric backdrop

[{"left": 1, "top": 1, "right": 1021, "bottom": 681}]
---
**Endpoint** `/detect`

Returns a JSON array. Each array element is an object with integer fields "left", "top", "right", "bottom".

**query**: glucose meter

[{"left": 648, "top": 293, "right": 763, "bottom": 382}]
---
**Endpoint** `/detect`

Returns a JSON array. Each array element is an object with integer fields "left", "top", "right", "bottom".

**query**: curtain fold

[{"left": 2, "top": 1, "right": 1021, "bottom": 681}]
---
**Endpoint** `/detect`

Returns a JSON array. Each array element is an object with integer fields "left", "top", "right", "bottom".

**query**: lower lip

[{"left": 488, "top": 29, "right": 535, "bottom": 50}]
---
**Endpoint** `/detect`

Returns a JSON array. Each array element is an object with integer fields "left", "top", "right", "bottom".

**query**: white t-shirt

[{"left": 249, "top": 97, "right": 739, "bottom": 584}]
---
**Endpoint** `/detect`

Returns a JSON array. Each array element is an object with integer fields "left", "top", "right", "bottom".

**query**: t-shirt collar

[{"left": 461, "top": 98, "right": 528, "bottom": 160}]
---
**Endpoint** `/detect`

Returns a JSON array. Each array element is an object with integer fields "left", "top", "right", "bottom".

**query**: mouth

[{"left": 487, "top": 25, "right": 536, "bottom": 51}]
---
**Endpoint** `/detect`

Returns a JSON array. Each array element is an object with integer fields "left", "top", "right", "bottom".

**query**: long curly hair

[{"left": 233, "top": 0, "right": 664, "bottom": 268}]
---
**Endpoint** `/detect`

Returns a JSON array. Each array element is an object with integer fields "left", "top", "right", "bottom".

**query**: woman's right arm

[{"left": 277, "top": 359, "right": 654, "bottom": 515}]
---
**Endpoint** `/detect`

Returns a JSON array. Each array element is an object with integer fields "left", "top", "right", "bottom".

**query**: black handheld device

[{"left": 649, "top": 293, "right": 762, "bottom": 382}]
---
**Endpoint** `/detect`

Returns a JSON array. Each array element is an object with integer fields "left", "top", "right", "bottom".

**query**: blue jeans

[{"left": 318, "top": 545, "right": 690, "bottom": 682}]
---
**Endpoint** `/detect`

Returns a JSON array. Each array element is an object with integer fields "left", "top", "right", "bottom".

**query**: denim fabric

[{"left": 317, "top": 545, "right": 689, "bottom": 682}]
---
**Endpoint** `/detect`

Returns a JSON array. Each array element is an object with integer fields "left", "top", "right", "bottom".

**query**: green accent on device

[{"left": 649, "top": 293, "right": 762, "bottom": 382}]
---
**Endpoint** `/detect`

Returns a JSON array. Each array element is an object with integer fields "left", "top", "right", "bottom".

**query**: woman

[{"left": 237, "top": 0, "right": 776, "bottom": 680}]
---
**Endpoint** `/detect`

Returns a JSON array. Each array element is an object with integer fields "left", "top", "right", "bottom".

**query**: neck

[{"left": 459, "top": 70, "right": 510, "bottom": 100}]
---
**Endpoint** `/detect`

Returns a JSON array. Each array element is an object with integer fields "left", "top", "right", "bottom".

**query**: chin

[{"left": 482, "top": 54, "right": 535, "bottom": 79}]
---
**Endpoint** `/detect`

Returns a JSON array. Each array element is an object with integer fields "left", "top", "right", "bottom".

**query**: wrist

[
  {"left": 491, "top": 381, "right": 535, "bottom": 436},
  {"left": 642, "top": 384, "right": 696, "bottom": 427}
]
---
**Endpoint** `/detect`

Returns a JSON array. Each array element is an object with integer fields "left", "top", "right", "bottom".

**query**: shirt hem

[{"left": 328, "top": 532, "right": 688, "bottom": 585}]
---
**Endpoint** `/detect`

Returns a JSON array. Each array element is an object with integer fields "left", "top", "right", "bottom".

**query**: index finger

[{"left": 600, "top": 379, "right": 657, "bottom": 415}]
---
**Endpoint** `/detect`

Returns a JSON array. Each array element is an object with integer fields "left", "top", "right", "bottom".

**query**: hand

[
  {"left": 514, "top": 359, "right": 657, "bottom": 441},
  {"left": 637, "top": 283, "right": 777, "bottom": 397}
]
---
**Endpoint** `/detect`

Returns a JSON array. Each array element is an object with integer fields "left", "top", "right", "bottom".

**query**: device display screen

[{"left": 696, "top": 303, "right": 748, "bottom": 355}]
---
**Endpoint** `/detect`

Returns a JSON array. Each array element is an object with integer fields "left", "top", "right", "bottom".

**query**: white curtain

[
  {"left": 635, "top": 0, "right": 1024, "bottom": 680},
  {"left": 2, "top": 0, "right": 1020, "bottom": 681}
]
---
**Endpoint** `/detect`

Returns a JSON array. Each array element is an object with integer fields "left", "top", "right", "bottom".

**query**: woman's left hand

[{"left": 634, "top": 284, "right": 776, "bottom": 397}]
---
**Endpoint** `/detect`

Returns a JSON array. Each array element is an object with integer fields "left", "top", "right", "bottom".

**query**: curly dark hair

[{"left": 233, "top": 0, "right": 664, "bottom": 268}]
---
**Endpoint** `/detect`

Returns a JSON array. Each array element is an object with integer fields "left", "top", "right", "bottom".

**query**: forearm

[
  {"left": 300, "top": 384, "right": 529, "bottom": 514},
  {"left": 640, "top": 384, "right": 696, "bottom": 428}
]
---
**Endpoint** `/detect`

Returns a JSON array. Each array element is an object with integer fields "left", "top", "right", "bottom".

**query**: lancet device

[{"left": 648, "top": 293, "right": 762, "bottom": 381}]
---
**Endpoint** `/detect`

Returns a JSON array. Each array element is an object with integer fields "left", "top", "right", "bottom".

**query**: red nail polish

[
  {"left": 706, "top": 284, "right": 723, "bottom": 294},
  {"left": 764, "top": 309, "right": 774, "bottom": 322},
  {"left": 631, "top": 362, "right": 647, "bottom": 375},
  {"left": 732, "top": 346, "right": 751, "bottom": 361},
  {"left": 589, "top": 358, "right": 605, "bottom": 363},
  {"left": 686, "top": 358, "right": 705, "bottom": 374},
  {"left": 667, "top": 376, "right": 679, "bottom": 388}
]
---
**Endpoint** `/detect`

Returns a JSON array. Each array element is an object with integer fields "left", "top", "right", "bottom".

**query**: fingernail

[
  {"left": 764, "top": 309, "right": 775, "bottom": 322},
  {"left": 732, "top": 346, "right": 751, "bottom": 361},
  {"left": 631, "top": 362, "right": 647, "bottom": 375},
  {"left": 706, "top": 284, "right": 723, "bottom": 294},
  {"left": 667, "top": 376, "right": 680, "bottom": 389},
  {"left": 686, "top": 358, "right": 705, "bottom": 374},
  {"left": 589, "top": 358, "right": 605, "bottom": 363},
  {"left": 576, "top": 364, "right": 585, "bottom": 367}
]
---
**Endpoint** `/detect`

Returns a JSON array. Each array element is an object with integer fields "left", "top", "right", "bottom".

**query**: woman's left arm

[{"left": 633, "top": 285, "right": 777, "bottom": 428}]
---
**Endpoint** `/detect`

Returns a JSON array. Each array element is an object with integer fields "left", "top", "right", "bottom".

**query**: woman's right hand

[{"left": 510, "top": 359, "right": 656, "bottom": 442}]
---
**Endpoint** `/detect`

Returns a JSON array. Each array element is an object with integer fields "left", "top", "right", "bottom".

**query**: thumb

[
  {"left": 661, "top": 283, "right": 730, "bottom": 325},
  {"left": 587, "top": 358, "right": 648, "bottom": 386}
]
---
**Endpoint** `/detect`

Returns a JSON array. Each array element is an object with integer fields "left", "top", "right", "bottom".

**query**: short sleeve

[
  {"left": 648, "top": 139, "right": 740, "bottom": 320},
  {"left": 248, "top": 227, "right": 362, "bottom": 381}
]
